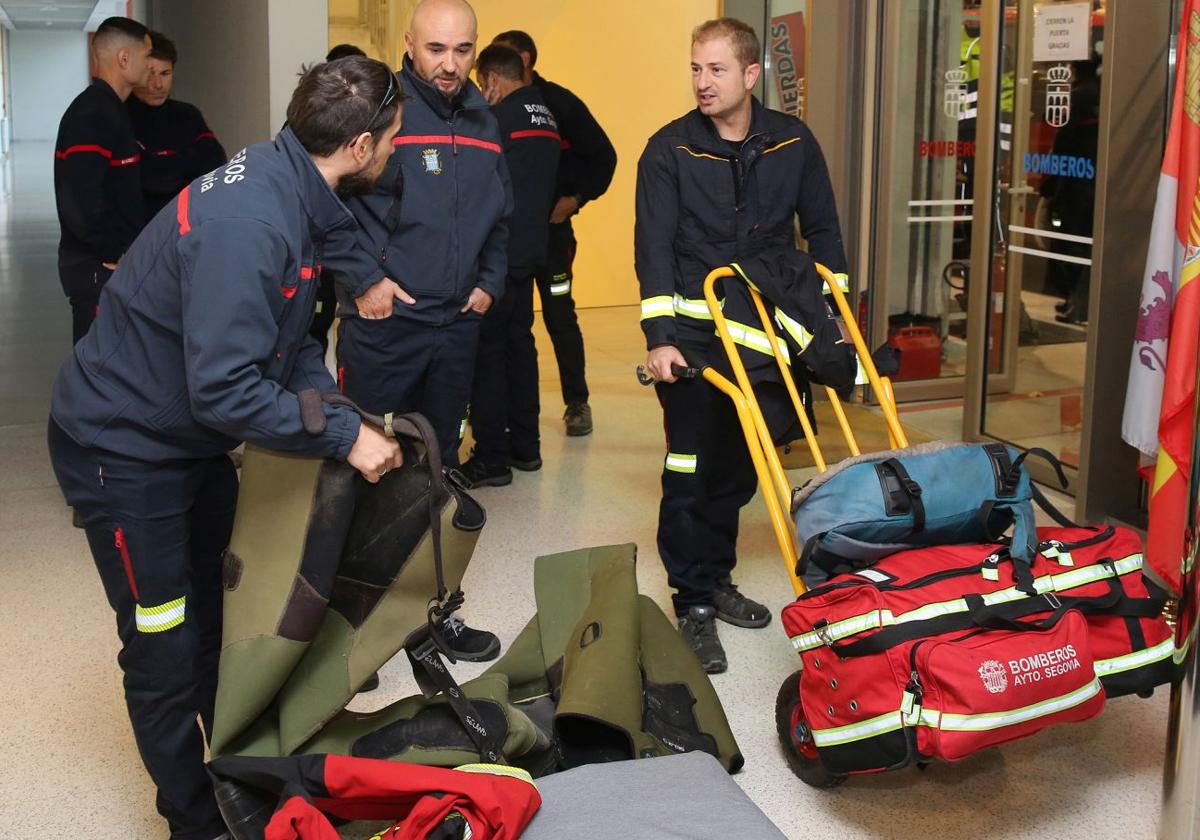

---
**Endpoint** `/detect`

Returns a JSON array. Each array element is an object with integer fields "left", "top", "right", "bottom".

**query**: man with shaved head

[
  {"left": 54, "top": 15, "right": 151, "bottom": 343},
  {"left": 326, "top": 0, "right": 510, "bottom": 661}
]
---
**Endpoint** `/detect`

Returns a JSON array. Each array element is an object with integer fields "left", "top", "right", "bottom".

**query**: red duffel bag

[{"left": 778, "top": 526, "right": 1172, "bottom": 783}]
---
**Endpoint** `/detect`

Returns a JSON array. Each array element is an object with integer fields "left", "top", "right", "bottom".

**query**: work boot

[
  {"left": 458, "top": 455, "right": 513, "bottom": 488},
  {"left": 713, "top": 583, "right": 772, "bottom": 629},
  {"left": 678, "top": 606, "right": 726, "bottom": 674},
  {"left": 564, "top": 402, "right": 593, "bottom": 436},
  {"left": 71, "top": 507, "right": 85, "bottom": 529},
  {"left": 438, "top": 614, "right": 501, "bottom": 662},
  {"left": 508, "top": 453, "right": 543, "bottom": 472}
]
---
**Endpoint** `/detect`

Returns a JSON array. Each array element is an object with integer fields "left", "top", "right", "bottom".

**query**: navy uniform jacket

[
  {"left": 128, "top": 96, "right": 228, "bottom": 220},
  {"left": 54, "top": 79, "right": 145, "bottom": 287},
  {"left": 51, "top": 126, "right": 362, "bottom": 462},
  {"left": 531, "top": 71, "right": 616, "bottom": 208},
  {"left": 492, "top": 85, "right": 561, "bottom": 275},
  {"left": 326, "top": 58, "right": 513, "bottom": 325},
  {"left": 634, "top": 98, "right": 848, "bottom": 351}
]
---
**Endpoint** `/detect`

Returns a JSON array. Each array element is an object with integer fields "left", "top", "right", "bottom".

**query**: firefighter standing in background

[
  {"left": 326, "top": 0, "right": 511, "bottom": 662},
  {"left": 492, "top": 30, "right": 617, "bottom": 439},
  {"left": 127, "top": 31, "right": 227, "bottom": 221},
  {"left": 460, "top": 45, "right": 562, "bottom": 488},
  {"left": 54, "top": 16, "right": 150, "bottom": 343}
]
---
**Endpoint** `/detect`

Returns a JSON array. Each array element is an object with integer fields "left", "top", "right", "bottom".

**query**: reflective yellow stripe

[
  {"left": 665, "top": 452, "right": 697, "bottom": 474},
  {"left": 459, "top": 417, "right": 467, "bottom": 438},
  {"left": 937, "top": 679, "right": 1101, "bottom": 731},
  {"left": 1094, "top": 639, "right": 1174, "bottom": 677},
  {"left": 726, "top": 319, "right": 791, "bottom": 362},
  {"left": 673, "top": 293, "right": 716, "bottom": 320},
  {"left": 790, "top": 554, "right": 1143, "bottom": 651},
  {"left": 812, "top": 679, "right": 1102, "bottom": 747},
  {"left": 455, "top": 763, "right": 537, "bottom": 787},
  {"left": 791, "top": 609, "right": 896, "bottom": 650},
  {"left": 774, "top": 308, "right": 813, "bottom": 348},
  {"left": 811, "top": 710, "right": 903, "bottom": 747},
  {"left": 823, "top": 272, "right": 851, "bottom": 295},
  {"left": 640, "top": 296, "right": 674, "bottom": 321},
  {"left": 550, "top": 273, "right": 571, "bottom": 296},
  {"left": 135, "top": 596, "right": 186, "bottom": 633}
]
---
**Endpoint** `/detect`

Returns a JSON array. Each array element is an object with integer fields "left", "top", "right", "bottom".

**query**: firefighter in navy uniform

[
  {"left": 325, "top": 0, "right": 510, "bottom": 661},
  {"left": 47, "top": 59, "right": 405, "bottom": 840},
  {"left": 127, "top": 31, "right": 227, "bottom": 220},
  {"left": 636, "top": 18, "right": 850, "bottom": 673},
  {"left": 459, "top": 45, "right": 561, "bottom": 488},
  {"left": 492, "top": 30, "right": 617, "bottom": 439},
  {"left": 53, "top": 16, "right": 150, "bottom": 343}
]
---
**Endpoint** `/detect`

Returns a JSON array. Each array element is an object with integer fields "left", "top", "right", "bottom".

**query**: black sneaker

[
  {"left": 72, "top": 508, "right": 85, "bottom": 529},
  {"left": 509, "top": 454, "right": 543, "bottom": 472},
  {"left": 438, "top": 615, "right": 501, "bottom": 662},
  {"left": 564, "top": 402, "right": 593, "bottom": 436},
  {"left": 713, "top": 584, "right": 772, "bottom": 629},
  {"left": 678, "top": 606, "right": 726, "bottom": 674},
  {"left": 458, "top": 456, "right": 513, "bottom": 488}
]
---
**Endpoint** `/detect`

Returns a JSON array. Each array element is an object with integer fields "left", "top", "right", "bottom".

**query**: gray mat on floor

[{"left": 523, "top": 752, "right": 786, "bottom": 840}]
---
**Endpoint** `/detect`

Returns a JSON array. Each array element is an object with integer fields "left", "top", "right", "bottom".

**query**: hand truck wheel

[{"left": 775, "top": 669, "right": 847, "bottom": 789}]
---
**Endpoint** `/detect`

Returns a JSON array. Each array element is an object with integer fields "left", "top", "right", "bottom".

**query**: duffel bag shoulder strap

[
  {"left": 827, "top": 567, "right": 1163, "bottom": 659},
  {"left": 404, "top": 626, "right": 507, "bottom": 764},
  {"left": 1009, "top": 446, "right": 1080, "bottom": 529}
]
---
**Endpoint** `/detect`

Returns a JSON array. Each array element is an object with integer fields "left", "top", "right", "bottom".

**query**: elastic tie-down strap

[{"left": 406, "top": 634, "right": 506, "bottom": 764}]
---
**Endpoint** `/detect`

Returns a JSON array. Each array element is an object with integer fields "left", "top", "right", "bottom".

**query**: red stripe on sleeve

[
  {"left": 176, "top": 185, "right": 192, "bottom": 236},
  {"left": 511, "top": 129, "right": 562, "bottom": 142},
  {"left": 55, "top": 144, "right": 113, "bottom": 160}
]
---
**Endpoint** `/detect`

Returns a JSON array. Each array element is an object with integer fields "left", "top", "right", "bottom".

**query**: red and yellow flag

[{"left": 1125, "top": 1, "right": 1200, "bottom": 593}]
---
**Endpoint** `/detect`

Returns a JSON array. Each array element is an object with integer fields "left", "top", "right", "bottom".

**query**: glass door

[
  {"left": 976, "top": 0, "right": 1105, "bottom": 475},
  {"left": 870, "top": 0, "right": 990, "bottom": 400}
]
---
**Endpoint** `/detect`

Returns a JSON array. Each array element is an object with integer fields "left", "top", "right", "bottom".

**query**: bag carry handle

[
  {"left": 877, "top": 458, "right": 925, "bottom": 533},
  {"left": 300, "top": 389, "right": 460, "bottom": 609}
]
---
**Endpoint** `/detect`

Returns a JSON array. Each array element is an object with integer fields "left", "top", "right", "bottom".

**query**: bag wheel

[{"left": 775, "top": 669, "right": 846, "bottom": 789}]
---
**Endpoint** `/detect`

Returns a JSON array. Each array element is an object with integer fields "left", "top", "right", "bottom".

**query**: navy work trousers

[{"left": 48, "top": 419, "right": 236, "bottom": 840}]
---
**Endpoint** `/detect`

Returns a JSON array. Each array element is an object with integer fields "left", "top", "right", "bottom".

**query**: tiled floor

[{"left": 0, "top": 142, "right": 1169, "bottom": 838}]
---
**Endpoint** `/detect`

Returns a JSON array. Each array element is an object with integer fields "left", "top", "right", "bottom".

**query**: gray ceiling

[{"left": 0, "top": 1, "right": 110, "bottom": 31}]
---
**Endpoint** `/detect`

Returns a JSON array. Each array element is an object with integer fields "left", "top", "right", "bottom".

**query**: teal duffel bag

[{"left": 791, "top": 441, "right": 1072, "bottom": 588}]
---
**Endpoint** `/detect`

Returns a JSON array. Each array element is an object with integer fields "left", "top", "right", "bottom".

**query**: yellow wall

[{"left": 332, "top": 0, "right": 717, "bottom": 309}]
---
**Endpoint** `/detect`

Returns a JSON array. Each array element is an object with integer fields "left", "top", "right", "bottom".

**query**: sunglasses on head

[{"left": 358, "top": 70, "right": 398, "bottom": 136}]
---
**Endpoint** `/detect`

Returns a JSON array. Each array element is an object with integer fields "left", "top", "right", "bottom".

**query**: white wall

[
  {"left": 9, "top": 29, "right": 89, "bottom": 142},
  {"left": 148, "top": 0, "right": 328, "bottom": 155},
  {"left": 267, "top": 0, "right": 330, "bottom": 131},
  {"left": 148, "top": 0, "right": 272, "bottom": 154}
]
